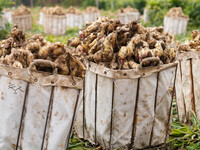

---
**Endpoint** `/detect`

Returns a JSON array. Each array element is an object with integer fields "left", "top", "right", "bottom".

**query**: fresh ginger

[
  {"left": 118, "top": 36, "right": 136, "bottom": 62},
  {"left": 0, "top": 25, "right": 86, "bottom": 78},
  {"left": 81, "top": 33, "right": 97, "bottom": 53},
  {"left": 93, "top": 32, "right": 117, "bottom": 63},
  {"left": 67, "top": 37, "right": 81, "bottom": 48},
  {"left": 55, "top": 54, "right": 70, "bottom": 75},
  {"left": 122, "top": 59, "right": 129, "bottom": 69},
  {"left": 69, "top": 54, "right": 86, "bottom": 78},
  {"left": 71, "top": 18, "right": 176, "bottom": 70},
  {"left": 128, "top": 60, "right": 139, "bottom": 69}
]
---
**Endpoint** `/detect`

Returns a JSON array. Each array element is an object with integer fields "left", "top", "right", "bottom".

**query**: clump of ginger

[
  {"left": 67, "top": 17, "right": 176, "bottom": 69},
  {"left": 0, "top": 25, "right": 25, "bottom": 57},
  {"left": 178, "top": 30, "right": 200, "bottom": 52},
  {"left": 166, "top": 7, "right": 188, "bottom": 18},
  {"left": 119, "top": 6, "right": 139, "bottom": 14},
  {"left": 84, "top": 6, "right": 99, "bottom": 13},
  {"left": 12, "top": 4, "right": 31, "bottom": 16},
  {"left": 66, "top": 6, "right": 81, "bottom": 14},
  {"left": 0, "top": 25, "right": 85, "bottom": 78},
  {"left": 41, "top": 6, "right": 66, "bottom": 15}
]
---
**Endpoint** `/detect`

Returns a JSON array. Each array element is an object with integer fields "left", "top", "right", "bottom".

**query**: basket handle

[
  {"left": 139, "top": 57, "right": 161, "bottom": 69},
  {"left": 28, "top": 59, "right": 58, "bottom": 78}
]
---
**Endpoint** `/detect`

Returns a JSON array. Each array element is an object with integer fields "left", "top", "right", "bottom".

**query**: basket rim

[
  {"left": 86, "top": 60, "right": 177, "bottom": 79},
  {"left": 164, "top": 15, "right": 189, "bottom": 20},
  {"left": 177, "top": 51, "right": 200, "bottom": 60},
  {"left": 0, "top": 64, "right": 83, "bottom": 89},
  {"left": 12, "top": 14, "right": 32, "bottom": 18},
  {"left": 44, "top": 14, "right": 67, "bottom": 17},
  {"left": 118, "top": 11, "right": 140, "bottom": 15}
]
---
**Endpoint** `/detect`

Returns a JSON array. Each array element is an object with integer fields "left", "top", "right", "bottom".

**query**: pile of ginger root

[
  {"left": 12, "top": 4, "right": 31, "bottom": 16},
  {"left": 67, "top": 17, "right": 176, "bottom": 70},
  {"left": 66, "top": 6, "right": 81, "bottom": 15},
  {"left": 0, "top": 25, "right": 85, "bottom": 78},
  {"left": 166, "top": 7, "right": 188, "bottom": 19},
  {"left": 84, "top": 6, "right": 99, "bottom": 13},
  {"left": 178, "top": 30, "right": 200, "bottom": 52},
  {"left": 41, "top": 6, "right": 66, "bottom": 15},
  {"left": 119, "top": 6, "right": 139, "bottom": 13}
]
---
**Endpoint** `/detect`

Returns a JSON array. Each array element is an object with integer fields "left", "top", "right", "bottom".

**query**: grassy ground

[
  {"left": 167, "top": 100, "right": 200, "bottom": 150},
  {"left": 3, "top": 7, "right": 200, "bottom": 150}
]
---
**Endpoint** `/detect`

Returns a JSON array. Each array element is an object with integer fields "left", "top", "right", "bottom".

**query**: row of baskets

[
  {"left": 1, "top": 52, "right": 196, "bottom": 149},
  {"left": 10, "top": 12, "right": 140, "bottom": 35},
  {"left": 10, "top": 14, "right": 189, "bottom": 36},
  {"left": 40, "top": 11, "right": 101, "bottom": 29},
  {"left": 41, "top": 10, "right": 189, "bottom": 36},
  {"left": 4, "top": 11, "right": 141, "bottom": 35},
  {"left": 6, "top": 13, "right": 100, "bottom": 35},
  {"left": 4, "top": 9, "right": 189, "bottom": 36}
]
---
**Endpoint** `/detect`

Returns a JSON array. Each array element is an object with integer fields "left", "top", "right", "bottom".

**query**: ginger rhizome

[
  {"left": 68, "top": 17, "right": 176, "bottom": 69},
  {"left": 0, "top": 25, "right": 85, "bottom": 78}
]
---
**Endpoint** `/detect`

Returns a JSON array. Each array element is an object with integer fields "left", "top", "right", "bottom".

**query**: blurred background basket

[
  {"left": 12, "top": 14, "right": 32, "bottom": 31},
  {"left": 44, "top": 14, "right": 67, "bottom": 35}
]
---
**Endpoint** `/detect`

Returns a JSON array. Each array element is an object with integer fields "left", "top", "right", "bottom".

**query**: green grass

[
  {"left": 168, "top": 111, "right": 200, "bottom": 150},
  {"left": 68, "top": 133, "right": 97, "bottom": 150},
  {"left": 43, "top": 27, "right": 79, "bottom": 43},
  {"left": 100, "top": 9, "right": 117, "bottom": 18},
  {"left": 166, "top": 100, "right": 200, "bottom": 150},
  {"left": 0, "top": 22, "right": 12, "bottom": 39},
  {"left": 174, "top": 26, "right": 197, "bottom": 43}
]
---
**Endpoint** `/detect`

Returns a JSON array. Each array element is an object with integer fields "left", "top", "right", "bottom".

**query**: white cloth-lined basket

[
  {"left": 39, "top": 12, "right": 44, "bottom": 25},
  {"left": 176, "top": 51, "right": 200, "bottom": 123},
  {"left": 118, "top": 12, "right": 140, "bottom": 24},
  {"left": 75, "top": 58, "right": 177, "bottom": 149},
  {"left": 164, "top": 16, "right": 189, "bottom": 35},
  {"left": 143, "top": 8, "right": 149, "bottom": 23},
  {"left": 83, "top": 12, "right": 100, "bottom": 24},
  {"left": 0, "top": 59, "right": 83, "bottom": 150},
  {"left": 3, "top": 11, "right": 13, "bottom": 23},
  {"left": 12, "top": 14, "right": 32, "bottom": 31},
  {"left": 44, "top": 14, "right": 67, "bottom": 35},
  {"left": 66, "top": 14, "right": 84, "bottom": 29},
  {"left": 0, "top": 17, "right": 8, "bottom": 28}
]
